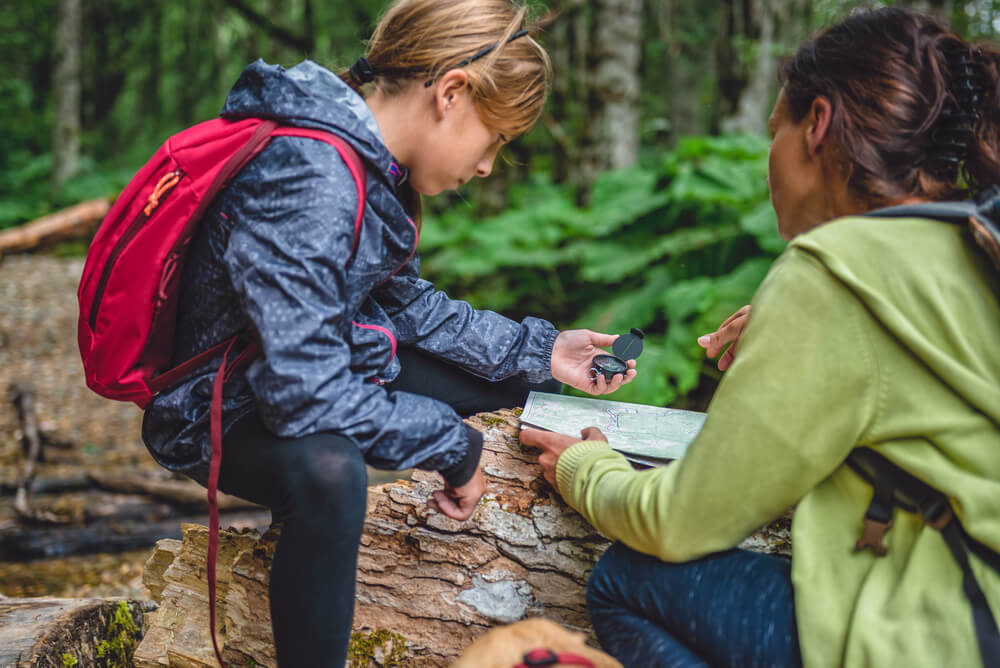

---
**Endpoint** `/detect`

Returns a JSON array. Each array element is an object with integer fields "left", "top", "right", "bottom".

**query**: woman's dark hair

[{"left": 779, "top": 7, "right": 1000, "bottom": 206}]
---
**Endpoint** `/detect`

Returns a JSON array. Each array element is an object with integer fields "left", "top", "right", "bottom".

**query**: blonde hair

[{"left": 340, "top": 0, "right": 551, "bottom": 141}]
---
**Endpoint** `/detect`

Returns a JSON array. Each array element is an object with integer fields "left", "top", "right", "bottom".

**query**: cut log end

[{"left": 0, "top": 597, "right": 145, "bottom": 668}]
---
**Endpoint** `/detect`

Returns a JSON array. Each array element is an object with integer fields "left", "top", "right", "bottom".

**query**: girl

[
  {"left": 141, "top": 0, "right": 635, "bottom": 664},
  {"left": 522, "top": 8, "right": 1000, "bottom": 667}
]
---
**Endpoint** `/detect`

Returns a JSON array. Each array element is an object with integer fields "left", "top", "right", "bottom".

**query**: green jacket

[{"left": 557, "top": 216, "right": 1000, "bottom": 667}]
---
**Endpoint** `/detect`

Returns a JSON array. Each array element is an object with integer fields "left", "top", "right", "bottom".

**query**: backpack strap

[
  {"left": 270, "top": 126, "right": 368, "bottom": 266},
  {"left": 847, "top": 447, "right": 1000, "bottom": 664},
  {"left": 195, "top": 122, "right": 367, "bottom": 668}
]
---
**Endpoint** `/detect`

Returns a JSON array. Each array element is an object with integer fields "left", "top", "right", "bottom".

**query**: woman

[
  {"left": 521, "top": 8, "right": 1000, "bottom": 667},
  {"left": 140, "top": 0, "right": 635, "bottom": 665}
]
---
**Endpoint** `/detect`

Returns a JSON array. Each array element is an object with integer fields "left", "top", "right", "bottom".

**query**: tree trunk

[
  {"left": 51, "top": 0, "right": 82, "bottom": 194},
  {"left": 662, "top": 0, "right": 720, "bottom": 138},
  {"left": 722, "top": 0, "right": 811, "bottom": 135},
  {"left": 0, "top": 597, "right": 145, "bottom": 667},
  {"left": 134, "top": 409, "right": 792, "bottom": 668},
  {"left": 591, "top": 0, "right": 643, "bottom": 171}
]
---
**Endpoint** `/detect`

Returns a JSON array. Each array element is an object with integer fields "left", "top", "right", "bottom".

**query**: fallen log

[
  {"left": 0, "top": 597, "right": 145, "bottom": 667},
  {"left": 0, "top": 474, "right": 94, "bottom": 497},
  {"left": 0, "top": 198, "right": 109, "bottom": 257},
  {"left": 88, "top": 471, "right": 264, "bottom": 511},
  {"left": 0, "top": 508, "right": 272, "bottom": 561},
  {"left": 134, "top": 409, "right": 791, "bottom": 668}
]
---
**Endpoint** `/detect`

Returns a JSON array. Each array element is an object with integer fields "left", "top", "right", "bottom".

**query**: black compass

[{"left": 589, "top": 328, "right": 644, "bottom": 381}]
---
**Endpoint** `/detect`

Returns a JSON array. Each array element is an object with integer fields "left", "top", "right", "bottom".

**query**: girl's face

[{"left": 408, "top": 80, "right": 506, "bottom": 196}]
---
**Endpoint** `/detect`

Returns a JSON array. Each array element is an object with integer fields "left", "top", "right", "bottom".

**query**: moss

[
  {"left": 61, "top": 653, "right": 78, "bottom": 667},
  {"left": 480, "top": 415, "right": 508, "bottom": 427},
  {"left": 94, "top": 601, "right": 140, "bottom": 668},
  {"left": 512, "top": 407, "right": 523, "bottom": 416},
  {"left": 347, "top": 629, "right": 410, "bottom": 667}
]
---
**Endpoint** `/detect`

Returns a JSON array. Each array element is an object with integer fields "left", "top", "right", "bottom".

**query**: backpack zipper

[{"left": 88, "top": 169, "right": 184, "bottom": 331}]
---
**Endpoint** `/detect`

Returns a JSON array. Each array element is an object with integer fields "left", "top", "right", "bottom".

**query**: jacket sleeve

[
  {"left": 554, "top": 247, "right": 878, "bottom": 561},
  {"left": 372, "top": 265, "right": 559, "bottom": 384},
  {"left": 221, "top": 138, "right": 475, "bottom": 478}
]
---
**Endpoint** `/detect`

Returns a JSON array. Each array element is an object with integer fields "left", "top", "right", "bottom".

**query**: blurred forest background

[{"left": 4, "top": 0, "right": 999, "bottom": 408}]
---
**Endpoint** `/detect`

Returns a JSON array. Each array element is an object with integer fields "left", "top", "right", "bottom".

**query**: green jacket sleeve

[{"left": 555, "top": 247, "right": 881, "bottom": 561}]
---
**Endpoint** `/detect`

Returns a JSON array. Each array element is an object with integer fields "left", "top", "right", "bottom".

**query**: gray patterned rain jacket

[{"left": 141, "top": 60, "right": 559, "bottom": 484}]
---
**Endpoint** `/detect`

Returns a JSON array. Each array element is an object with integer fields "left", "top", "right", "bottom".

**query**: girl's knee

[{"left": 280, "top": 434, "right": 368, "bottom": 516}]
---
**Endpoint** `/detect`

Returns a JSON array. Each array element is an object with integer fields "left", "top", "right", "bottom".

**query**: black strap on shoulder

[
  {"left": 866, "top": 186, "right": 1000, "bottom": 272},
  {"left": 847, "top": 447, "right": 1000, "bottom": 664},
  {"left": 851, "top": 188, "right": 1000, "bottom": 662}
]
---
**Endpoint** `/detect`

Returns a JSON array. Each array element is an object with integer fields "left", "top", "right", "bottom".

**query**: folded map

[{"left": 519, "top": 391, "right": 706, "bottom": 467}]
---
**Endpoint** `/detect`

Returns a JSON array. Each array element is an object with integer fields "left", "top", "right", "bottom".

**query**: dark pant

[
  {"left": 586, "top": 542, "right": 803, "bottom": 668},
  {"left": 218, "top": 347, "right": 560, "bottom": 667}
]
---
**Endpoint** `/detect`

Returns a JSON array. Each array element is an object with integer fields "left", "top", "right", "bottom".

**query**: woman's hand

[
  {"left": 697, "top": 305, "right": 751, "bottom": 371},
  {"left": 519, "top": 426, "right": 608, "bottom": 489},
  {"left": 551, "top": 329, "right": 637, "bottom": 395},
  {"left": 428, "top": 467, "right": 486, "bottom": 521}
]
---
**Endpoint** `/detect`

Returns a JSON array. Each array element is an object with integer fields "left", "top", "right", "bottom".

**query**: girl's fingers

[{"left": 429, "top": 489, "right": 463, "bottom": 519}]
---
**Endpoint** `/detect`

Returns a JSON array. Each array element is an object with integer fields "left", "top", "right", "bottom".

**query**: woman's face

[
  {"left": 409, "top": 87, "right": 505, "bottom": 196},
  {"left": 767, "top": 90, "right": 835, "bottom": 240}
]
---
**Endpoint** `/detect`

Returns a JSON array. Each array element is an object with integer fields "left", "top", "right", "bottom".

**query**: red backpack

[{"left": 77, "top": 116, "right": 366, "bottom": 667}]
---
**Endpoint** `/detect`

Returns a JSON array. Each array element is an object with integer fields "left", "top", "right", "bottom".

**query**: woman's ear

[
  {"left": 434, "top": 69, "right": 470, "bottom": 119},
  {"left": 806, "top": 96, "right": 833, "bottom": 156}
]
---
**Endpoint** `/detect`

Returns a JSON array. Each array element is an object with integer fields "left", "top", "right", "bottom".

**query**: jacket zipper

[{"left": 88, "top": 169, "right": 184, "bottom": 330}]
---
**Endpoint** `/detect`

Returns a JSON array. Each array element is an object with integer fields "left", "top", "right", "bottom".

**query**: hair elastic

[
  {"left": 423, "top": 28, "right": 531, "bottom": 87},
  {"left": 349, "top": 57, "right": 377, "bottom": 86}
]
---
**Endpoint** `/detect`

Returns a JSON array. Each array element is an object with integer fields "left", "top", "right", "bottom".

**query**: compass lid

[{"left": 612, "top": 328, "right": 644, "bottom": 360}]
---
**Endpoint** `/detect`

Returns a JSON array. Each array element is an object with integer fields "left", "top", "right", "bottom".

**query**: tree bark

[
  {"left": 0, "top": 597, "right": 145, "bottom": 668},
  {"left": 134, "top": 409, "right": 791, "bottom": 668},
  {"left": 51, "top": 0, "right": 82, "bottom": 194},
  {"left": 591, "top": 0, "right": 643, "bottom": 171}
]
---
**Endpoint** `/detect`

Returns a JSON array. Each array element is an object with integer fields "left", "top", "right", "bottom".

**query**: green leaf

[
  {"left": 739, "top": 200, "right": 786, "bottom": 254},
  {"left": 571, "top": 266, "right": 674, "bottom": 332}
]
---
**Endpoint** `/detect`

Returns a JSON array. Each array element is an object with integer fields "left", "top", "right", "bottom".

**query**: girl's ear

[
  {"left": 434, "top": 69, "right": 471, "bottom": 119},
  {"left": 806, "top": 96, "right": 833, "bottom": 156}
]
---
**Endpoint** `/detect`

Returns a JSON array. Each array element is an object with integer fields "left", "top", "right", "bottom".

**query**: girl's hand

[
  {"left": 519, "top": 426, "right": 608, "bottom": 489},
  {"left": 428, "top": 467, "right": 486, "bottom": 521},
  {"left": 551, "top": 329, "right": 637, "bottom": 395},
  {"left": 697, "top": 305, "right": 751, "bottom": 371}
]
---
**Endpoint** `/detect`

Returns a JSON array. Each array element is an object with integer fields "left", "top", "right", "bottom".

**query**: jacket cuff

[
  {"left": 555, "top": 440, "right": 616, "bottom": 499},
  {"left": 441, "top": 423, "right": 483, "bottom": 487}
]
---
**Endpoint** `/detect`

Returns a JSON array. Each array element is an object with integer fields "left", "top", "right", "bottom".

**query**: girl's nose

[{"left": 475, "top": 158, "right": 495, "bottom": 179}]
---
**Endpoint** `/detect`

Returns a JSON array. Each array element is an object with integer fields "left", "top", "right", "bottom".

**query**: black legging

[{"left": 218, "top": 348, "right": 561, "bottom": 667}]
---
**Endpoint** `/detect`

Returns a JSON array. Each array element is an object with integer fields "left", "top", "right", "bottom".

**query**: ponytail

[{"left": 965, "top": 43, "right": 1000, "bottom": 197}]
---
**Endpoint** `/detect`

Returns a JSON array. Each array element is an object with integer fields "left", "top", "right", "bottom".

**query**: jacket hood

[
  {"left": 793, "top": 216, "right": 1000, "bottom": 426},
  {"left": 221, "top": 60, "right": 394, "bottom": 176}
]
